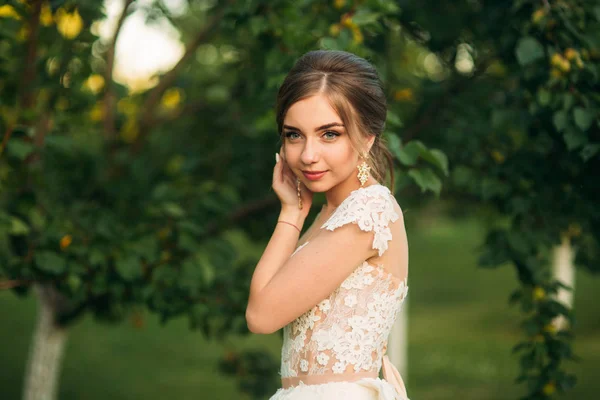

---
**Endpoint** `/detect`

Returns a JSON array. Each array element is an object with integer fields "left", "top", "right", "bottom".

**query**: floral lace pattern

[
  {"left": 280, "top": 185, "right": 409, "bottom": 381},
  {"left": 321, "top": 185, "right": 400, "bottom": 257}
]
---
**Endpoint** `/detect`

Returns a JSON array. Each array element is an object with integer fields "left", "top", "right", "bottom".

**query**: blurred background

[{"left": 0, "top": 1, "right": 598, "bottom": 399}]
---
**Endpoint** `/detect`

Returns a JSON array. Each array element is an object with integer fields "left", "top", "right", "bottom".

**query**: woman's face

[{"left": 282, "top": 93, "right": 369, "bottom": 192}]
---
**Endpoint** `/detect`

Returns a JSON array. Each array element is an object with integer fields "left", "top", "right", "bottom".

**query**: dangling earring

[
  {"left": 297, "top": 178, "right": 303, "bottom": 209},
  {"left": 357, "top": 152, "right": 370, "bottom": 186}
]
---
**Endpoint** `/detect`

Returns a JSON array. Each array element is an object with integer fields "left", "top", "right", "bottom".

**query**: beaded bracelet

[{"left": 277, "top": 220, "right": 300, "bottom": 233}]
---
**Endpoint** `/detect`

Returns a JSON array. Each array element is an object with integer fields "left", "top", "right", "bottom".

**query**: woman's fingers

[{"left": 273, "top": 153, "right": 282, "bottom": 184}]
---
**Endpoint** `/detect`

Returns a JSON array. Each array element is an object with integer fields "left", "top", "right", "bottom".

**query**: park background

[{"left": 0, "top": 1, "right": 598, "bottom": 399}]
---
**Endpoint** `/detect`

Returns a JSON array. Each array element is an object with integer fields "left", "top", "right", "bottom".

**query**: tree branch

[
  {"left": 0, "top": 279, "right": 32, "bottom": 290},
  {"left": 0, "top": 124, "right": 15, "bottom": 158},
  {"left": 103, "top": 0, "right": 136, "bottom": 139},
  {"left": 202, "top": 194, "right": 280, "bottom": 238},
  {"left": 18, "top": 0, "right": 43, "bottom": 110},
  {"left": 132, "top": 1, "right": 232, "bottom": 152}
]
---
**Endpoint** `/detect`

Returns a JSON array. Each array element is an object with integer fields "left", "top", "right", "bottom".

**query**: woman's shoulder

[{"left": 321, "top": 183, "right": 402, "bottom": 257}]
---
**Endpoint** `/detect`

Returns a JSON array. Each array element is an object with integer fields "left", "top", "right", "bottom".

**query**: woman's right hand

[{"left": 272, "top": 147, "right": 313, "bottom": 220}]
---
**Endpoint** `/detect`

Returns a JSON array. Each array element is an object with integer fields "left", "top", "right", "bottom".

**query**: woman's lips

[{"left": 302, "top": 171, "right": 327, "bottom": 181}]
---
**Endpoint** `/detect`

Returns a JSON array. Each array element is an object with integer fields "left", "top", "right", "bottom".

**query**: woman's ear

[{"left": 366, "top": 135, "right": 376, "bottom": 153}]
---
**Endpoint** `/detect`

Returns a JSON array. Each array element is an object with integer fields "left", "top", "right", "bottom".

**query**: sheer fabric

[{"left": 269, "top": 185, "right": 410, "bottom": 400}]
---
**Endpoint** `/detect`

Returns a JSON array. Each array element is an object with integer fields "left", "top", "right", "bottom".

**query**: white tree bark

[
  {"left": 388, "top": 297, "right": 408, "bottom": 378},
  {"left": 552, "top": 236, "right": 575, "bottom": 330},
  {"left": 22, "top": 284, "right": 69, "bottom": 400}
]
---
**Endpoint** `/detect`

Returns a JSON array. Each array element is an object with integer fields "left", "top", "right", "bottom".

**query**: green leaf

[
  {"left": 386, "top": 110, "right": 403, "bottom": 128},
  {"left": 537, "top": 88, "right": 551, "bottom": 106},
  {"left": 6, "top": 140, "right": 35, "bottom": 160},
  {"left": 319, "top": 37, "right": 342, "bottom": 50},
  {"left": 34, "top": 251, "right": 67, "bottom": 274},
  {"left": 407, "top": 168, "right": 441, "bottom": 195},
  {"left": 115, "top": 256, "right": 143, "bottom": 281},
  {"left": 9, "top": 217, "right": 29, "bottom": 235},
  {"left": 163, "top": 202, "right": 185, "bottom": 218},
  {"left": 481, "top": 178, "right": 510, "bottom": 200},
  {"left": 563, "top": 93, "right": 574, "bottom": 110},
  {"left": 420, "top": 148, "right": 449, "bottom": 176},
  {"left": 89, "top": 249, "right": 105, "bottom": 266},
  {"left": 580, "top": 144, "right": 600, "bottom": 161},
  {"left": 563, "top": 130, "right": 587, "bottom": 150},
  {"left": 352, "top": 10, "right": 381, "bottom": 25},
  {"left": 248, "top": 16, "right": 267, "bottom": 36},
  {"left": 386, "top": 134, "right": 402, "bottom": 160},
  {"left": 573, "top": 107, "right": 594, "bottom": 131},
  {"left": 553, "top": 111, "right": 568, "bottom": 132},
  {"left": 129, "top": 236, "right": 159, "bottom": 262},
  {"left": 515, "top": 37, "right": 545, "bottom": 66},
  {"left": 178, "top": 233, "right": 198, "bottom": 252},
  {"left": 397, "top": 141, "right": 426, "bottom": 166}
]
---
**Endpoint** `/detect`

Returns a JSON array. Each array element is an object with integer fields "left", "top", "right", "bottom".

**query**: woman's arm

[
  {"left": 247, "top": 207, "right": 305, "bottom": 305},
  {"left": 245, "top": 214, "right": 386, "bottom": 334}
]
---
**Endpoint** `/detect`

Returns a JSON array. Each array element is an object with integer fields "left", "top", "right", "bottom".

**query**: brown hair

[{"left": 276, "top": 50, "right": 395, "bottom": 192}]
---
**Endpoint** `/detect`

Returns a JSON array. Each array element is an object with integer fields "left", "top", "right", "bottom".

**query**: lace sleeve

[{"left": 320, "top": 185, "right": 400, "bottom": 257}]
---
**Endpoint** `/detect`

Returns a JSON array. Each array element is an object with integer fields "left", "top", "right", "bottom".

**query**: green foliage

[
  {"left": 0, "top": 0, "right": 445, "bottom": 397},
  {"left": 393, "top": 0, "right": 600, "bottom": 398},
  {"left": 219, "top": 348, "right": 281, "bottom": 399}
]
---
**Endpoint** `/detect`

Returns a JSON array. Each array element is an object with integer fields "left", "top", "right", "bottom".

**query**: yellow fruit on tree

[
  {"left": 533, "top": 286, "right": 546, "bottom": 300},
  {"left": 551, "top": 53, "right": 565, "bottom": 67},
  {"left": 161, "top": 88, "right": 183, "bottom": 110},
  {"left": 559, "top": 59, "right": 571, "bottom": 72},
  {"left": 491, "top": 150, "right": 505, "bottom": 164},
  {"left": 16, "top": 26, "right": 30, "bottom": 42},
  {"left": 394, "top": 88, "right": 414, "bottom": 102},
  {"left": 40, "top": 3, "right": 53, "bottom": 26},
  {"left": 329, "top": 23, "right": 341, "bottom": 37},
  {"left": 564, "top": 48, "right": 578, "bottom": 60},
  {"left": 121, "top": 118, "right": 139, "bottom": 143},
  {"left": 550, "top": 68, "right": 562, "bottom": 78},
  {"left": 351, "top": 26, "right": 363, "bottom": 45},
  {"left": 531, "top": 8, "right": 545, "bottom": 24},
  {"left": 0, "top": 5, "right": 20, "bottom": 20},
  {"left": 55, "top": 8, "right": 83, "bottom": 40},
  {"left": 60, "top": 235, "right": 73, "bottom": 250},
  {"left": 84, "top": 74, "right": 105, "bottom": 94},
  {"left": 341, "top": 14, "right": 355, "bottom": 28},
  {"left": 543, "top": 381, "right": 556, "bottom": 396},
  {"left": 334, "top": 0, "right": 345, "bottom": 9},
  {"left": 89, "top": 102, "right": 104, "bottom": 122}
]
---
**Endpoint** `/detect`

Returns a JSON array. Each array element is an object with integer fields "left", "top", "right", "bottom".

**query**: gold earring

[
  {"left": 297, "top": 178, "right": 303, "bottom": 209},
  {"left": 357, "top": 152, "right": 370, "bottom": 186}
]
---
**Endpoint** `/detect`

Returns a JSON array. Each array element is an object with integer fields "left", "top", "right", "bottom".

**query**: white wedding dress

[{"left": 269, "top": 184, "right": 410, "bottom": 400}]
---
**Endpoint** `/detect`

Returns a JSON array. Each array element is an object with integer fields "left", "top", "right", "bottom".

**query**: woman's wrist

[{"left": 279, "top": 207, "right": 306, "bottom": 231}]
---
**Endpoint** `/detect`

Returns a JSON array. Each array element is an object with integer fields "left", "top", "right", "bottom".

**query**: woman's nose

[{"left": 300, "top": 141, "right": 319, "bottom": 164}]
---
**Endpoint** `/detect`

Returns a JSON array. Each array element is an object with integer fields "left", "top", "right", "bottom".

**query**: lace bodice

[{"left": 280, "top": 184, "right": 409, "bottom": 381}]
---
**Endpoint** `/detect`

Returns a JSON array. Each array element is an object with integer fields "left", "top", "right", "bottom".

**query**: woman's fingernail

[{"left": 276, "top": 153, "right": 280, "bottom": 163}]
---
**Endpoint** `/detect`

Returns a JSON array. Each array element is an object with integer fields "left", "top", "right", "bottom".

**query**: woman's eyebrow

[{"left": 283, "top": 122, "right": 345, "bottom": 132}]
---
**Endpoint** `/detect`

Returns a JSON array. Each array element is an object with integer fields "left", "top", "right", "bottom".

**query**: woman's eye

[
  {"left": 323, "top": 131, "right": 340, "bottom": 139},
  {"left": 284, "top": 131, "right": 300, "bottom": 140}
]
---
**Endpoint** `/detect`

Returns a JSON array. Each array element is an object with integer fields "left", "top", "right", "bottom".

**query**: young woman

[{"left": 246, "top": 50, "right": 410, "bottom": 400}]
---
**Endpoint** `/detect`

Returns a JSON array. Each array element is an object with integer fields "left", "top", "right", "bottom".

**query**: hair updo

[{"left": 276, "top": 50, "right": 395, "bottom": 192}]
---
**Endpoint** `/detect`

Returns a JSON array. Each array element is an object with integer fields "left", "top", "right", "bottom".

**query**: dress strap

[{"left": 381, "top": 355, "right": 408, "bottom": 399}]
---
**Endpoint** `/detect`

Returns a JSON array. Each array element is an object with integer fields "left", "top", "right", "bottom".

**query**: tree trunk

[
  {"left": 552, "top": 236, "right": 575, "bottom": 330},
  {"left": 22, "top": 284, "right": 69, "bottom": 400},
  {"left": 388, "top": 297, "right": 408, "bottom": 378}
]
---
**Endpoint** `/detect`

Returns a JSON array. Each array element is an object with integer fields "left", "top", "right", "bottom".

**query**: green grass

[{"left": 1, "top": 215, "right": 598, "bottom": 400}]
